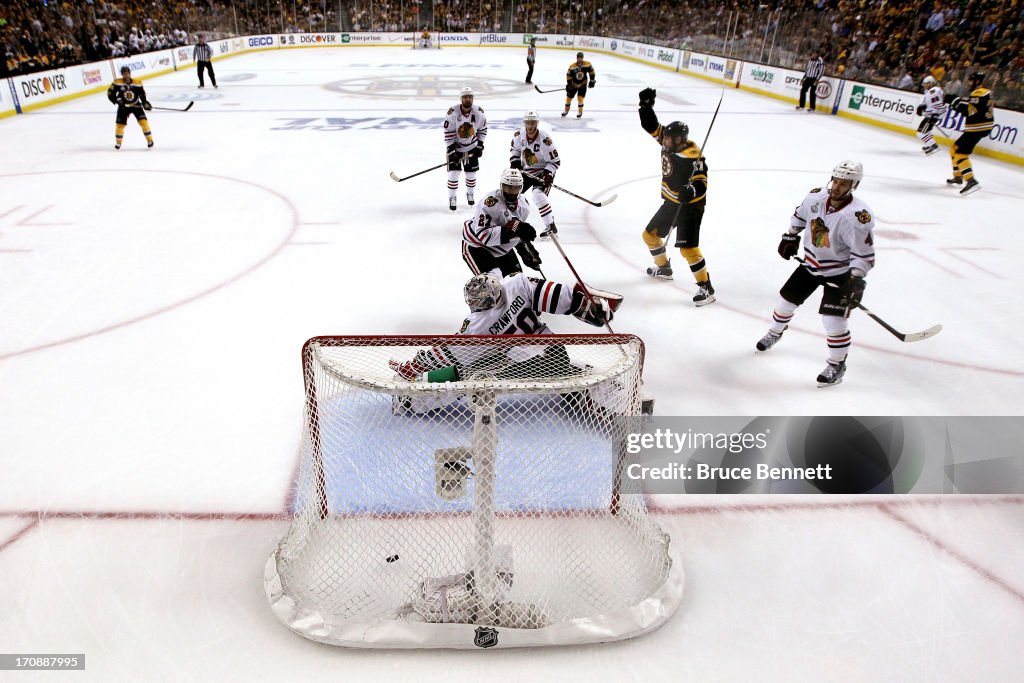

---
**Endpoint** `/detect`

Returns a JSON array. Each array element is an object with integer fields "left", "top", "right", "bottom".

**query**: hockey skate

[
  {"left": 755, "top": 326, "right": 787, "bottom": 352},
  {"left": 946, "top": 176, "right": 963, "bottom": 186},
  {"left": 538, "top": 223, "right": 556, "bottom": 241},
  {"left": 576, "top": 111, "right": 583, "bottom": 119},
  {"left": 646, "top": 262, "right": 673, "bottom": 281},
  {"left": 114, "top": 143, "right": 121, "bottom": 150},
  {"left": 561, "top": 110, "right": 569, "bottom": 118},
  {"left": 449, "top": 197, "right": 457, "bottom": 211},
  {"left": 923, "top": 144, "right": 939, "bottom": 155},
  {"left": 147, "top": 140, "right": 154, "bottom": 148},
  {"left": 959, "top": 178, "right": 980, "bottom": 196},
  {"left": 816, "top": 360, "right": 847, "bottom": 388},
  {"left": 692, "top": 277, "right": 716, "bottom": 307},
  {"left": 467, "top": 193, "right": 475, "bottom": 206}
]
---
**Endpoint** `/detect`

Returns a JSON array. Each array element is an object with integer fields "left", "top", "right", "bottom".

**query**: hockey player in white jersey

[
  {"left": 389, "top": 271, "right": 619, "bottom": 384},
  {"left": 509, "top": 111, "right": 561, "bottom": 240},
  {"left": 444, "top": 86, "right": 488, "bottom": 211},
  {"left": 755, "top": 161, "right": 876, "bottom": 387},
  {"left": 916, "top": 75, "right": 946, "bottom": 155},
  {"left": 462, "top": 168, "right": 543, "bottom": 278}
]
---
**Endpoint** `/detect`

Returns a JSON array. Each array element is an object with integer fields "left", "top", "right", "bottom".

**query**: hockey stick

[
  {"left": 666, "top": 90, "right": 724, "bottom": 238},
  {"left": 548, "top": 232, "right": 619, "bottom": 335},
  {"left": 794, "top": 258, "right": 942, "bottom": 342},
  {"left": 534, "top": 85, "right": 564, "bottom": 94},
  {"left": 151, "top": 101, "right": 194, "bottom": 112},
  {"left": 389, "top": 162, "right": 448, "bottom": 183},
  {"left": 522, "top": 170, "right": 617, "bottom": 207}
]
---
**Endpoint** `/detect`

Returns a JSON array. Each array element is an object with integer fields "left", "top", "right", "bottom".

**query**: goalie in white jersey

[
  {"left": 755, "top": 161, "right": 876, "bottom": 387},
  {"left": 462, "top": 168, "right": 543, "bottom": 278},
  {"left": 389, "top": 272, "right": 620, "bottom": 384},
  {"left": 509, "top": 111, "right": 561, "bottom": 239},
  {"left": 916, "top": 75, "right": 946, "bottom": 155},
  {"left": 444, "top": 86, "right": 488, "bottom": 211}
]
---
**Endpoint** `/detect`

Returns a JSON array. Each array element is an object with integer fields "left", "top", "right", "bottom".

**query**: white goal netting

[{"left": 265, "top": 334, "right": 683, "bottom": 649}]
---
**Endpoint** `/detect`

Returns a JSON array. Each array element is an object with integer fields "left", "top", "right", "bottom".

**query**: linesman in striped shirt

[
  {"left": 797, "top": 52, "right": 825, "bottom": 111},
  {"left": 194, "top": 35, "right": 217, "bottom": 89}
]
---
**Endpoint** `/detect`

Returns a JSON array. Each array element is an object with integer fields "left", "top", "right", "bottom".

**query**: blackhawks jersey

[
  {"left": 920, "top": 85, "right": 946, "bottom": 118},
  {"left": 509, "top": 126, "right": 561, "bottom": 175},
  {"left": 639, "top": 107, "right": 707, "bottom": 207},
  {"left": 107, "top": 78, "right": 149, "bottom": 109},
  {"left": 790, "top": 188, "right": 876, "bottom": 277},
  {"left": 462, "top": 188, "right": 532, "bottom": 257},
  {"left": 949, "top": 87, "right": 994, "bottom": 133},
  {"left": 443, "top": 103, "right": 488, "bottom": 155},
  {"left": 413, "top": 274, "right": 576, "bottom": 372},
  {"left": 566, "top": 60, "right": 595, "bottom": 87}
]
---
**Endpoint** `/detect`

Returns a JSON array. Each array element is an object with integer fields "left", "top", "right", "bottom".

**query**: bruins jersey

[
  {"left": 950, "top": 87, "right": 994, "bottom": 133},
  {"left": 639, "top": 107, "right": 707, "bottom": 207},
  {"left": 107, "top": 79, "right": 149, "bottom": 109},
  {"left": 566, "top": 61, "right": 595, "bottom": 87}
]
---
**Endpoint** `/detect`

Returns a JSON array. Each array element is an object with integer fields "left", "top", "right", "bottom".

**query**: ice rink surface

[{"left": 1, "top": 46, "right": 1022, "bottom": 681}]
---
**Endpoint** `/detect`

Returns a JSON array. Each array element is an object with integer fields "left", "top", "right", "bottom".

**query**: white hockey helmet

[
  {"left": 464, "top": 273, "right": 504, "bottom": 312},
  {"left": 460, "top": 86, "right": 474, "bottom": 98},
  {"left": 523, "top": 110, "right": 541, "bottom": 122},
  {"left": 829, "top": 160, "right": 863, "bottom": 199},
  {"left": 500, "top": 168, "right": 524, "bottom": 207},
  {"left": 922, "top": 75, "right": 937, "bottom": 89}
]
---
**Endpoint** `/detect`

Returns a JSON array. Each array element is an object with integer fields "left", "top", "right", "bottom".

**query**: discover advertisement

[{"left": 11, "top": 58, "right": 114, "bottom": 111}]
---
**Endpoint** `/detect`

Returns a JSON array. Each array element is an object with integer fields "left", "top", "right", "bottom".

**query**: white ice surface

[{"left": 1, "top": 46, "right": 1022, "bottom": 681}]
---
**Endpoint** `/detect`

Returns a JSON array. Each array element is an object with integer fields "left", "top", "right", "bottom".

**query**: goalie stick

[
  {"left": 548, "top": 232, "right": 622, "bottom": 336},
  {"left": 151, "top": 101, "right": 194, "bottom": 112},
  {"left": 534, "top": 85, "right": 564, "bottom": 94},
  {"left": 522, "top": 170, "right": 617, "bottom": 207},
  {"left": 389, "top": 161, "right": 448, "bottom": 183},
  {"left": 794, "top": 258, "right": 942, "bottom": 342}
]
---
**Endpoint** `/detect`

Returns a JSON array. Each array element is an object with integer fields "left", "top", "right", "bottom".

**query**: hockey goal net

[{"left": 265, "top": 334, "right": 683, "bottom": 649}]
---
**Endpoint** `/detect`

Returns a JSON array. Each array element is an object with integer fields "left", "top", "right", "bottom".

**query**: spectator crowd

[{"left": 3, "top": 0, "right": 1023, "bottom": 109}]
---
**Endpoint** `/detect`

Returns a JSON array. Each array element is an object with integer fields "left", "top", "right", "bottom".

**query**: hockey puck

[{"left": 385, "top": 554, "right": 399, "bottom": 563}]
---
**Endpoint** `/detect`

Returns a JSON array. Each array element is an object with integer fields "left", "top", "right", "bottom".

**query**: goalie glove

[{"left": 570, "top": 284, "right": 613, "bottom": 327}]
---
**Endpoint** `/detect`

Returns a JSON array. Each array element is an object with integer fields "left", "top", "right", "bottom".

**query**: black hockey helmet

[
  {"left": 120, "top": 65, "right": 131, "bottom": 74},
  {"left": 967, "top": 71, "right": 984, "bottom": 87},
  {"left": 663, "top": 121, "right": 689, "bottom": 144}
]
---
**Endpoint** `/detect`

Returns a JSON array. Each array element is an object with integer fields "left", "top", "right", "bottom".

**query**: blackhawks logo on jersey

[
  {"left": 459, "top": 318, "right": 470, "bottom": 334},
  {"left": 457, "top": 122, "right": 476, "bottom": 140},
  {"left": 810, "top": 217, "right": 830, "bottom": 248},
  {"left": 542, "top": 137, "right": 552, "bottom": 146},
  {"left": 855, "top": 210, "right": 872, "bottom": 224},
  {"left": 524, "top": 149, "right": 539, "bottom": 166},
  {"left": 483, "top": 196, "right": 498, "bottom": 207}
]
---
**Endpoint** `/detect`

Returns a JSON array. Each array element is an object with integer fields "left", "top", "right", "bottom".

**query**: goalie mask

[
  {"left": 464, "top": 273, "right": 504, "bottom": 312},
  {"left": 828, "top": 160, "right": 863, "bottom": 201},
  {"left": 499, "top": 167, "right": 524, "bottom": 208}
]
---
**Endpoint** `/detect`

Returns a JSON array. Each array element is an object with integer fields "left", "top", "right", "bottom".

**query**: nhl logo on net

[{"left": 473, "top": 626, "right": 499, "bottom": 648}]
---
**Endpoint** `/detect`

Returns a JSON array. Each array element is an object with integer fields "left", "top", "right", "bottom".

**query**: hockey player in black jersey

[
  {"left": 637, "top": 87, "right": 713, "bottom": 306},
  {"left": 106, "top": 66, "right": 153, "bottom": 150},
  {"left": 561, "top": 52, "right": 595, "bottom": 119},
  {"left": 944, "top": 71, "right": 993, "bottom": 196}
]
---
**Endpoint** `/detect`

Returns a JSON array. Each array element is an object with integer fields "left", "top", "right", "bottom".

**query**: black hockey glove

[
  {"left": 679, "top": 184, "right": 697, "bottom": 202},
  {"left": 516, "top": 240, "right": 543, "bottom": 271},
  {"left": 639, "top": 87, "right": 657, "bottom": 108},
  {"left": 844, "top": 274, "right": 866, "bottom": 310},
  {"left": 143, "top": 101, "right": 152, "bottom": 111},
  {"left": 470, "top": 142, "right": 484, "bottom": 159},
  {"left": 916, "top": 103, "right": 926, "bottom": 116},
  {"left": 778, "top": 232, "right": 800, "bottom": 260},
  {"left": 565, "top": 83, "right": 574, "bottom": 96},
  {"left": 589, "top": 80, "right": 596, "bottom": 89},
  {"left": 446, "top": 145, "right": 461, "bottom": 162},
  {"left": 501, "top": 219, "right": 537, "bottom": 243},
  {"left": 510, "top": 158, "right": 523, "bottom": 170}
]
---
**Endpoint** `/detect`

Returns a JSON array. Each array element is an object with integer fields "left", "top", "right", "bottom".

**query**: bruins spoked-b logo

[
  {"left": 810, "top": 217, "right": 830, "bottom": 248},
  {"left": 122, "top": 90, "right": 138, "bottom": 104},
  {"left": 473, "top": 626, "right": 499, "bottom": 648}
]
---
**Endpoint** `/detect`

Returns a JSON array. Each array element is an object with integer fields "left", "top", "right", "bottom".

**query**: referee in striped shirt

[
  {"left": 797, "top": 52, "right": 824, "bottom": 111},
  {"left": 194, "top": 35, "right": 217, "bottom": 89}
]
